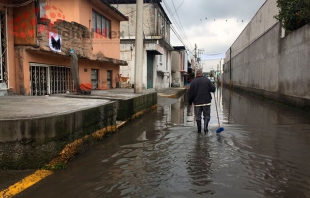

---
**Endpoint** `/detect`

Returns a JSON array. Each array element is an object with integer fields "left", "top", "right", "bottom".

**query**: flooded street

[{"left": 15, "top": 87, "right": 310, "bottom": 198}]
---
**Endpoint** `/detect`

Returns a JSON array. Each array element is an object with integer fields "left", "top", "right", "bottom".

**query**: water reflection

[
  {"left": 157, "top": 94, "right": 193, "bottom": 126},
  {"left": 221, "top": 88, "right": 310, "bottom": 198},
  {"left": 187, "top": 135, "right": 214, "bottom": 195},
  {"left": 13, "top": 86, "right": 310, "bottom": 198}
]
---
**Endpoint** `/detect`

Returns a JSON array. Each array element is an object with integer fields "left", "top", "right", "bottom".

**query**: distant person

[{"left": 188, "top": 68, "right": 216, "bottom": 133}]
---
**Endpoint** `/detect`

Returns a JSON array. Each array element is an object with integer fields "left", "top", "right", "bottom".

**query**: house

[
  {"left": 171, "top": 46, "right": 188, "bottom": 87},
  {"left": 0, "top": 0, "right": 128, "bottom": 96},
  {"left": 108, "top": 0, "right": 174, "bottom": 90}
]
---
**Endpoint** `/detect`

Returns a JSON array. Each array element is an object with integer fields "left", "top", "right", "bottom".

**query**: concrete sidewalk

[
  {"left": 0, "top": 87, "right": 186, "bottom": 119},
  {"left": 0, "top": 87, "right": 187, "bottom": 168}
]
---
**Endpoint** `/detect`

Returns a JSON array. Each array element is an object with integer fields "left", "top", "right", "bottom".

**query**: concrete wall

[
  {"left": 171, "top": 50, "right": 188, "bottom": 87},
  {"left": 171, "top": 51, "right": 181, "bottom": 86},
  {"left": 120, "top": 41, "right": 171, "bottom": 90},
  {"left": 0, "top": 101, "right": 116, "bottom": 169},
  {"left": 155, "top": 48, "right": 171, "bottom": 89},
  {"left": 225, "top": 0, "right": 279, "bottom": 62},
  {"left": 114, "top": 3, "right": 170, "bottom": 40},
  {"left": 279, "top": 24, "right": 310, "bottom": 100},
  {"left": 223, "top": 22, "right": 310, "bottom": 110},
  {"left": 116, "top": 92, "right": 157, "bottom": 121}
]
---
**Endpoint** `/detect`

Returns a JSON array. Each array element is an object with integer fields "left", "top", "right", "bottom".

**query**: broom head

[{"left": 216, "top": 127, "right": 224, "bottom": 133}]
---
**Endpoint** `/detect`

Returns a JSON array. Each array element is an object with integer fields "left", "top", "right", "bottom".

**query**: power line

[
  {"left": 171, "top": 0, "right": 186, "bottom": 16},
  {"left": 165, "top": 1, "right": 194, "bottom": 51},
  {"left": 170, "top": 0, "right": 194, "bottom": 50},
  {"left": 162, "top": 1, "right": 194, "bottom": 52}
]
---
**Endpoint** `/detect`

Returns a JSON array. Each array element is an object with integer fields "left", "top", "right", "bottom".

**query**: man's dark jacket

[{"left": 188, "top": 76, "right": 216, "bottom": 105}]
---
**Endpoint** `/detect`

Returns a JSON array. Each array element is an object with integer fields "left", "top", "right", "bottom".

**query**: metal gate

[
  {"left": 50, "top": 66, "right": 73, "bottom": 94},
  {"left": 30, "top": 65, "right": 74, "bottom": 96}
]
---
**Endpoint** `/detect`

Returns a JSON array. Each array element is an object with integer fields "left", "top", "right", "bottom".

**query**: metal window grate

[
  {"left": 30, "top": 66, "right": 48, "bottom": 96},
  {"left": 30, "top": 66, "right": 74, "bottom": 96},
  {"left": 50, "top": 66, "right": 74, "bottom": 94}
]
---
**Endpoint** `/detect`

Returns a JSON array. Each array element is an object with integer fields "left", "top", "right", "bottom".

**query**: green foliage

[{"left": 275, "top": 0, "right": 310, "bottom": 31}]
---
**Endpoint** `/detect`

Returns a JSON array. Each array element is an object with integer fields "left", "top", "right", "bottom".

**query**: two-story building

[
  {"left": 0, "top": 0, "right": 128, "bottom": 96},
  {"left": 108, "top": 0, "right": 173, "bottom": 90}
]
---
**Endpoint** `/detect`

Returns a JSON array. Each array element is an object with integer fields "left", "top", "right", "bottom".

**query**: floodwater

[{"left": 14, "top": 87, "right": 310, "bottom": 198}]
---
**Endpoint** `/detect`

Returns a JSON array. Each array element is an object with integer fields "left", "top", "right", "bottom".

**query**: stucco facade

[
  {"left": 110, "top": 0, "right": 173, "bottom": 89},
  {"left": 0, "top": 0, "right": 128, "bottom": 96}
]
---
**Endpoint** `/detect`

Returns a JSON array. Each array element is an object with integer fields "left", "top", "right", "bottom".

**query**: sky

[{"left": 162, "top": 0, "right": 266, "bottom": 71}]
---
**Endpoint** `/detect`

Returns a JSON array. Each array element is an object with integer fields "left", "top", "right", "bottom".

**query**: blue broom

[{"left": 213, "top": 92, "right": 224, "bottom": 133}]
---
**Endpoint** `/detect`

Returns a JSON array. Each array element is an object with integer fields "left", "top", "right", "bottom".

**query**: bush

[{"left": 275, "top": 0, "right": 310, "bottom": 31}]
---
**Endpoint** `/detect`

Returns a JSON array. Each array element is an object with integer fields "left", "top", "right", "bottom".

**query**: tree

[{"left": 275, "top": 0, "right": 310, "bottom": 31}]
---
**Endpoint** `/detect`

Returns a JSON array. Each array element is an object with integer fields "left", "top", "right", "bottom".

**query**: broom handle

[{"left": 213, "top": 92, "right": 220, "bottom": 127}]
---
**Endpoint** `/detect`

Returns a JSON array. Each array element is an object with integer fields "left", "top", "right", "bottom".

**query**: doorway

[
  {"left": 107, "top": 70, "right": 112, "bottom": 88},
  {"left": 91, "top": 69, "right": 98, "bottom": 89},
  {"left": 147, "top": 52, "right": 154, "bottom": 89}
]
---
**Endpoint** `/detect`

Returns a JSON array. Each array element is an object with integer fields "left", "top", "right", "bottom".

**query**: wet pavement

[{"left": 3, "top": 87, "right": 310, "bottom": 198}]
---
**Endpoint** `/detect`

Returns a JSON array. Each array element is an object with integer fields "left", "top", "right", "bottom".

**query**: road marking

[{"left": 0, "top": 170, "right": 53, "bottom": 198}]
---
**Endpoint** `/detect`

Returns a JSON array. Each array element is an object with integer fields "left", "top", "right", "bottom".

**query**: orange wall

[
  {"left": 20, "top": 51, "right": 119, "bottom": 94},
  {"left": 44, "top": 0, "right": 121, "bottom": 59},
  {"left": 79, "top": 59, "right": 118, "bottom": 89}
]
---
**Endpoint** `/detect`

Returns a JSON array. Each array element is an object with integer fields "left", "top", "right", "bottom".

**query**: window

[{"left": 92, "top": 10, "right": 111, "bottom": 38}]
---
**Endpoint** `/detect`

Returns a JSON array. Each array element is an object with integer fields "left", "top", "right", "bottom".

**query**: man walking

[{"left": 188, "top": 69, "right": 216, "bottom": 133}]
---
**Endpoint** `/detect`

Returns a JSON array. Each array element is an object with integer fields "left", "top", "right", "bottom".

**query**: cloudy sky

[{"left": 162, "top": 0, "right": 266, "bottom": 70}]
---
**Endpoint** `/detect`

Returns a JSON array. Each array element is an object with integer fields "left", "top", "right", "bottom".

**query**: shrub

[{"left": 275, "top": 0, "right": 310, "bottom": 31}]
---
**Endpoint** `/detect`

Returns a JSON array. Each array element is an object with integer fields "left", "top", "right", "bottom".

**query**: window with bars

[
  {"left": 30, "top": 65, "right": 74, "bottom": 96},
  {"left": 92, "top": 10, "right": 111, "bottom": 38}
]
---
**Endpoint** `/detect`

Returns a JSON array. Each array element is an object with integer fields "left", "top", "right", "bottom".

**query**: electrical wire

[
  {"left": 162, "top": 0, "right": 194, "bottom": 54},
  {"left": 171, "top": 0, "right": 193, "bottom": 50}
]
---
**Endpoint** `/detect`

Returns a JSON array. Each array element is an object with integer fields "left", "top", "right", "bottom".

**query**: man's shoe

[
  {"left": 204, "top": 118, "right": 209, "bottom": 134},
  {"left": 204, "top": 128, "right": 208, "bottom": 134}
]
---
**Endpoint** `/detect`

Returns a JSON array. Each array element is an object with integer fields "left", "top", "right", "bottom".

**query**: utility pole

[
  {"left": 134, "top": 0, "right": 143, "bottom": 94},
  {"left": 194, "top": 44, "right": 197, "bottom": 71},
  {"left": 198, "top": 49, "right": 204, "bottom": 70}
]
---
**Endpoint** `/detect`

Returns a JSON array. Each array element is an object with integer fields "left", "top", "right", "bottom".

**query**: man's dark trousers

[{"left": 194, "top": 105, "right": 211, "bottom": 133}]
